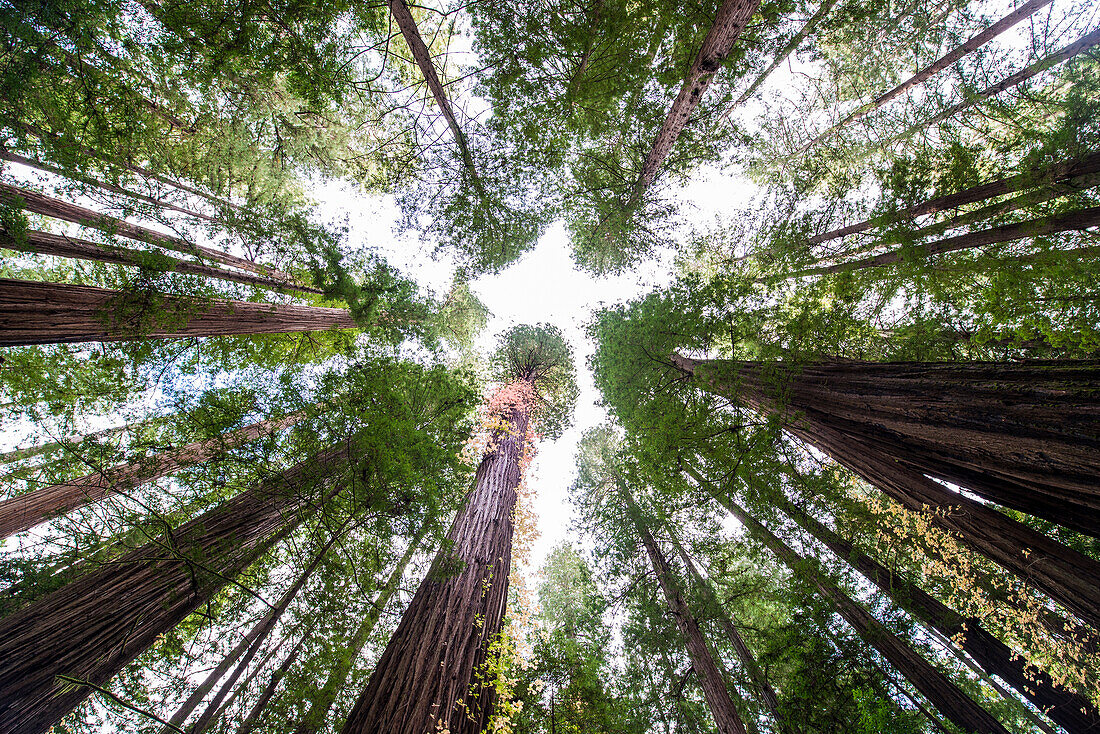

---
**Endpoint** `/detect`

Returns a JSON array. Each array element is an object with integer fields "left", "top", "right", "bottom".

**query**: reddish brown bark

[
  {"left": 0, "top": 408, "right": 308, "bottom": 538},
  {"left": 694, "top": 478, "right": 1011, "bottom": 734},
  {"left": 0, "top": 443, "right": 352, "bottom": 734},
  {"left": 774, "top": 493, "right": 1100, "bottom": 733},
  {"left": 2, "top": 230, "right": 322, "bottom": 295},
  {"left": 631, "top": 0, "right": 761, "bottom": 203},
  {"left": 341, "top": 385, "right": 531, "bottom": 734},
  {"left": 623, "top": 490, "right": 748, "bottom": 734},
  {"left": 803, "top": 0, "right": 1054, "bottom": 150},
  {"left": 0, "top": 278, "right": 356, "bottom": 346},
  {"left": 0, "top": 181, "right": 289, "bottom": 280}
]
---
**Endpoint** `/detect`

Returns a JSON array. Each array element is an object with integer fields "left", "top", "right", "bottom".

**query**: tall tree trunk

[
  {"left": 809, "top": 150, "right": 1100, "bottom": 245},
  {"left": 161, "top": 531, "right": 339, "bottom": 734},
  {"left": 0, "top": 147, "right": 215, "bottom": 221},
  {"left": 2, "top": 229, "right": 322, "bottom": 296},
  {"left": 671, "top": 357, "right": 1100, "bottom": 539},
  {"left": 0, "top": 278, "right": 356, "bottom": 346},
  {"left": 630, "top": 0, "right": 761, "bottom": 204},
  {"left": 787, "top": 206, "right": 1100, "bottom": 278},
  {"left": 722, "top": 0, "right": 840, "bottom": 119},
  {"left": 893, "top": 26, "right": 1100, "bottom": 145},
  {"left": 0, "top": 415, "right": 161, "bottom": 465},
  {"left": 694, "top": 478, "right": 1012, "bottom": 734},
  {"left": 663, "top": 520, "right": 794, "bottom": 734},
  {"left": 341, "top": 382, "right": 532, "bottom": 734},
  {"left": 205, "top": 639, "right": 285, "bottom": 730},
  {"left": 293, "top": 528, "right": 425, "bottom": 734},
  {"left": 0, "top": 408, "right": 310, "bottom": 538},
  {"left": 802, "top": 0, "right": 1053, "bottom": 151},
  {"left": 0, "top": 181, "right": 289, "bottom": 280},
  {"left": 0, "top": 443, "right": 352, "bottom": 734},
  {"left": 233, "top": 635, "right": 309, "bottom": 734},
  {"left": 772, "top": 490, "right": 1100, "bottom": 733},
  {"left": 621, "top": 489, "right": 749, "bottom": 734}
]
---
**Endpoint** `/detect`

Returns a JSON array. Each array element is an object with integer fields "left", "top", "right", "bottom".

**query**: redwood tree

[{"left": 341, "top": 324, "right": 576, "bottom": 734}]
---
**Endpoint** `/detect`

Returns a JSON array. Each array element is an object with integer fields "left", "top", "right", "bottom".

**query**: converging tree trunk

[
  {"left": 0, "top": 278, "right": 356, "bottom": 346},
  {"left": 341, "top": 382, "right": 532, "bottom": 734},
  {"left": 0, "top": 443, "right": 353, "bottom": 734},
  {"left": 0, "top": 408, "right": 310, "bottom": 538},
  {"left": 294, "top": 528, "right": 425, "bottom": 734},
  {"left": 772, "top": 490, "right": 1100, "bottom": 733},
  {"left": 671, "top": 356, "right": 1100, "bottom": 629},
  {"left": 802, "top": 0, "right": 1053, "bottom": 151},
  {"left": 622, "top": 487, "right": 748, "bottom": 734},
  {"left": 234, "top": 635, "right": 309, "bottom": 734},
  {"left": 663, "top": 520, "right": 794, "bottom": 734},
  {"left": 696, "top": 481, "right": 1011, "bottom": 734},
  {"left": 630, "top": 0, "right": 761, "bottom": 204}
]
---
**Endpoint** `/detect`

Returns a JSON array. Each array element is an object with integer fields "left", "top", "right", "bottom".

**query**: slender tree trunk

[
  {"left": 788, "top": 206, "right": 1100, "bottom": 278},
  {"left": 0, "top": 415, "right": 160, "bottom": 465},
  {"left": 206, "top": 639, "right": 285, "bottom": 729},
  {"left": 803, "top": 0, "right": 1053, "bottom": 150},
  {"left": 663, "top": 521, "right": 794, "bottom": 734},
  {"left": 2, "top": 229, "right": 322, "bottom": 296},
  {"left": 893, "top": 26, "right": 1100, "bottom": 145},
  {"left": 695, "top": 480, "right": 1011, "bottom": 734},
  {"left": 772, "top": 491, "right": 1100, "bottom": 733},
  {"left": 341, "top": 383, "right": 532, "bottom": 734},
  {"left": 293, "top": 528, "right": 425, "bottom": 734},
  {"left": 722, "top": 0, "right": 840, "bottom": 119},
  {"left": 630, "top": 0, "right": 761, "bottom": 204},
  {"left": 233, "top": 635, "right": 309, "bottom": 734},
  {"left": 0, "top": 181, "right": 289, "bottom": 280},
  {"left": 671, "top": 357, "right": 1100, "bottom": 539},
  {"left": 0, "top": 408, "right": 310, "bottom": 538},
  {"left": 809, "top": 150, "right": 1100, "bottom": 245},
  {"left": 0, "top": 147, "right": 215, "bottom": 222},
  {"left": 0, "top": 443, "right": 352, "bottom": 734},
  {"left": 0, "top": 278, "right": 356, "bottom": 347},
  {"left": 161, "top": 531, "right": 338, "bottom": 734}
]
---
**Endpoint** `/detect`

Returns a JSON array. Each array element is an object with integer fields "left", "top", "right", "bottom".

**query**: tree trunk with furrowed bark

[
  {"left": 341, "top": 384, "right": 531, "bottom": 734},
  {"left": 623, "top": 486, "right": 748, "bottom": 734},
  {"left": 773, "top": 491, "right": 1100, "bottom": 733},
  {"left": 0, "top": 278, "right": 356, "bottom": 346},
  {"left": 671, "top": 356, "right": 1100, "bottom": 630},
  {"left": 0, "top": 408, "right": 310, "bottom": 538},
  {"left": 0, "top": 443, "right": 352, "bottom": 734},
  {"left": 692, "top": 477, "right": 1011, "bottom": 734}
]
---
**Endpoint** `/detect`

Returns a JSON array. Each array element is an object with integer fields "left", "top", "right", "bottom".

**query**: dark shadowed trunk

[
  {"left": 630, "top": 0, "right": 761, "bottom": 204},
  {"left": 803, "top": 0, "right": 1053, "bottom": 150},
  {"left": 3, "top": 230, "right": 322, "bottom": 295},
  {"left": 694, "top": 478, "right": 1011, "bottom": 734},
  {"left": 294, "top": 528, "right": 425, "bottom": 734},
  {"left": 808, "top": 150, "right": 1100, "bottom": 245},
  {"left": 0, "top": 409, "right": 309, "bottom": 538},
  {"left": 0, "top": 278, "right": 356, "bottom": 346},
  {"left": 622, "top": 488, "right": 749, "bottom": 734},
  {"left": 773, "top": 491, "right": 1100, "bottom": 733},
  {"left": 671, "top": 356, "right": 1100, "bottom": 629},
  {"left": 663, "top": 521, "right": 794, "bottom": 734},
  {"left": 0, "top": 181, "right": 287, "bottom": 280},
  {"left": 234, "top": 635, "right": 309, "bottom": 734},
  {"left": 0, "top": 443, "right": 352, "bottom": 734},
  {"left": 341, "top": 383, "right": 531, "bottom": 734}
]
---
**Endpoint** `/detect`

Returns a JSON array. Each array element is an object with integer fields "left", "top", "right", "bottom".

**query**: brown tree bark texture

[
  {"left": 0, "top": 181, "right": 288, "bottom": 280},
  {"left": 672, "top": 356, "right": 1100, "bottom": 629},
  {"left": 0, "top": 278, "right": 356, "bottom": 346},
  {"left": 776, "top": 494, "right": 1100, "bottom": 733},
  {"left": 0, "top": 444, "right": 351, "bottom": 734},
  {"left": 701, "top": 483, "right": 1012, "bottom": 734},
  {"left": 809, "top": 150, "right": 1100, "bottom": 245},
  {"left": 234, "top": 635, "right": 309, "bottom": 734},
  {"left": 627, "top": 493, "right": 748, "bottom": 734},
  {"left": 341, "top": 394, "right": 529, "bottom": 734},
  {"left": 632, "top": 0, "right": 761, "bottom": 202},
  {"left": 0, "top": 409, "right": 308, "bottom": 538},
  {"left": 4, "top": 229, "right": 321, "bottom": 295}
]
